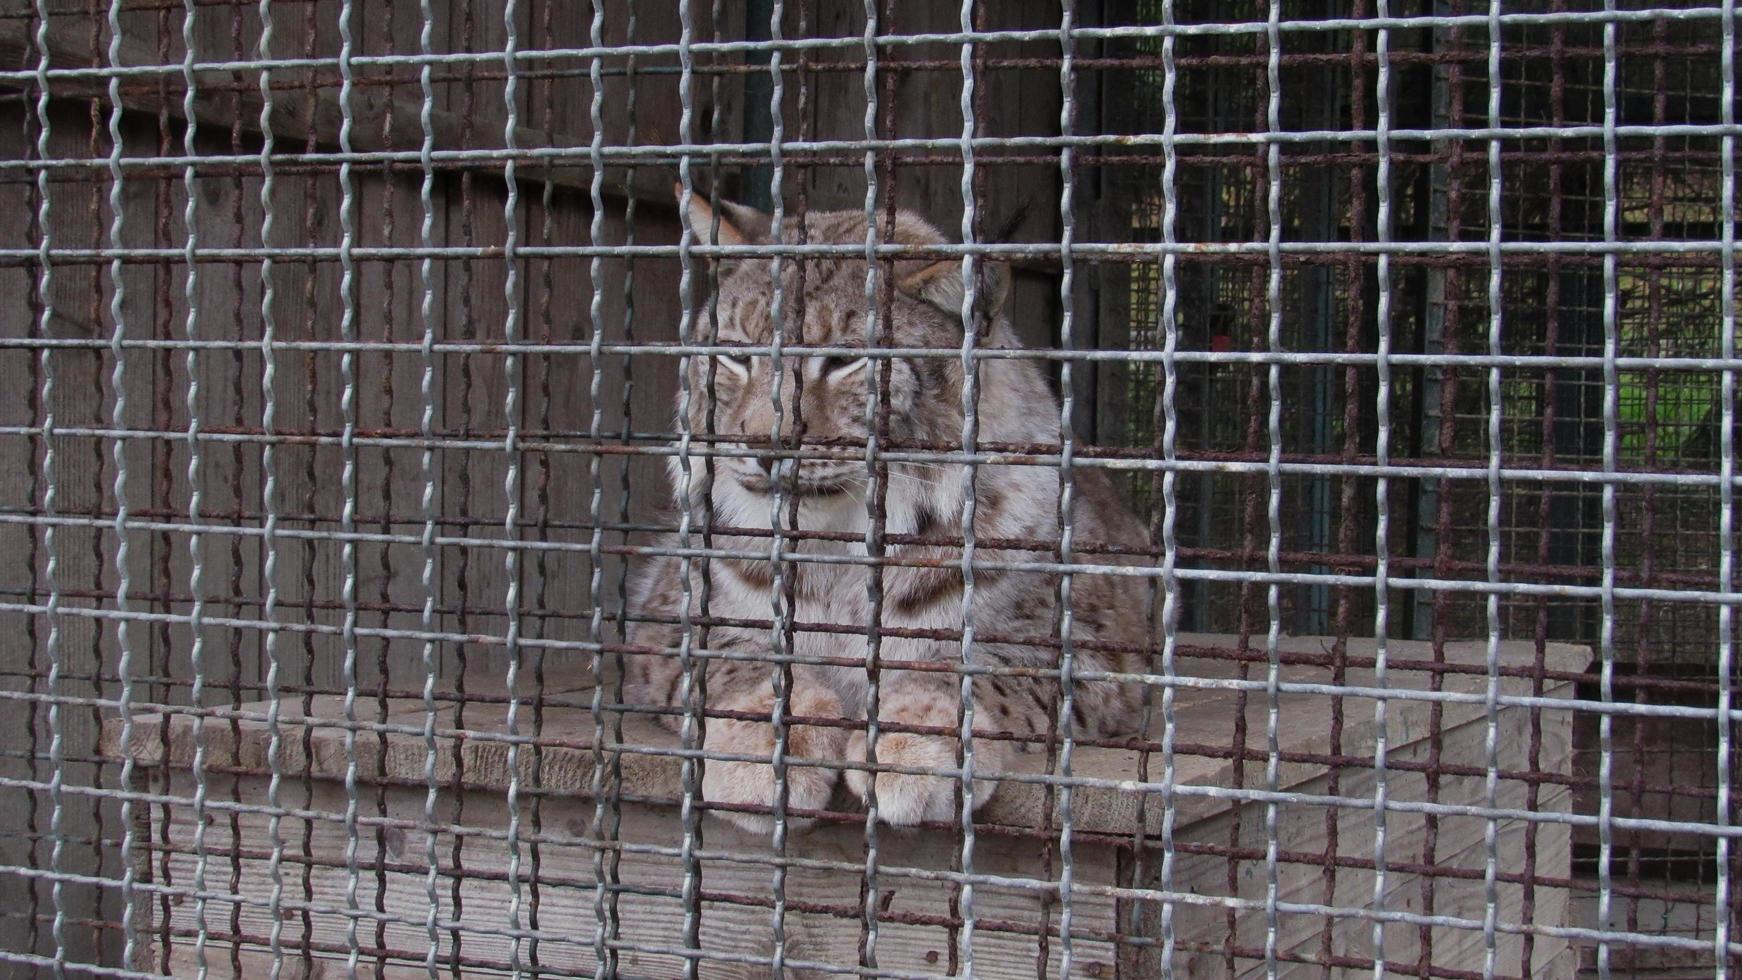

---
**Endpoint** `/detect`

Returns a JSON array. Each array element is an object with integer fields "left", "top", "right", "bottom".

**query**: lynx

[{"left": 623, "top": 190, "right": 1153, "bottom": 831}]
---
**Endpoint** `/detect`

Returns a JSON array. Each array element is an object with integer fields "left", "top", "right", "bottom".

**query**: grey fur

[{"left": 624, "top": 195, "right": 1152, "bottom": 830}]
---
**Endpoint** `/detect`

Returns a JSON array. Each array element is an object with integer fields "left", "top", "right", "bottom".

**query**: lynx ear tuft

[{"left": 675, "top": 184, "right": 771, "bottom": 248}]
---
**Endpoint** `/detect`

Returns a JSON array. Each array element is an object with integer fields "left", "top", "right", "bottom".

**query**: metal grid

[{"left": 0, "top": 0, "right": 1735, "bottom": 977}]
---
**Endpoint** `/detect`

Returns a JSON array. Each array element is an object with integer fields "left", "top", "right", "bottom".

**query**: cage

[{"left": 0, "top": 0, "right": 1735, "bottom": 977}]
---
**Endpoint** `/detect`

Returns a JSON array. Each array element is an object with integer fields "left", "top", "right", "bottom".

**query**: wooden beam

[{"left": 0, "top": 16, "right": 680, "bottom": 212}]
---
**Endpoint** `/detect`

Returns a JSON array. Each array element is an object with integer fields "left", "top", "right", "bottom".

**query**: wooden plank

[
  {"left": 106, "top": 636, "right": 1591, "bottom": 838},
  {"left": 0, "top": 10, "right": 685, "bottom": 213},
  {"left": 159, "top": 943, "right": 438, "bottom": 979},
  {"left": 1121, "top": 681, "right": 1575, "bottom": 977},
  {"left": 1264, "top": 748, "right": 1572, "bottom": 975},
  {"left": 1566, "top": 885, "right": 1726, "bottom": 976},
  {"left": 141, "top": 770, "right": 1121, "bottom": 978},
  {"left": 114, "top": 633, "right": 1587, "bottom": 978}
]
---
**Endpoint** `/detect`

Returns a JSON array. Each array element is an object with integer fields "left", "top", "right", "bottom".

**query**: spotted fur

[{"left": 623, "top": 191, "right": 1151, "bottom": 830}]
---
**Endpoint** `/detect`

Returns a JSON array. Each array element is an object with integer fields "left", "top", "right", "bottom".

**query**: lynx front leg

[
  {"left": 841, "top": 672, "right": 1021, "bottom": 827},
  {"left": 698, "top": 663, "right": 850, "bottom": 835}
]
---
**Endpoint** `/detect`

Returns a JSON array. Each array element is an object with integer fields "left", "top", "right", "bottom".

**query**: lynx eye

[
  {"left": 821, "top": 354, "right": 868, "bottom": 378},
  {"left": 713, "top": 351, "right": 751, "bottom": 375}
]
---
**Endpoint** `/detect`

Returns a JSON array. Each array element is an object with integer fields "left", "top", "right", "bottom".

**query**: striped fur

[{"left": 623, "top": 193, "right": 1153, "bottom": 830}]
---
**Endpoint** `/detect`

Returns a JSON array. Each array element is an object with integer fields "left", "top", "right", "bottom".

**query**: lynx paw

[
  {"left": 843, "top": 731, "right": 1006, "bottom": 827},
  {"left": 700, "top": 686, "right": 847, "bottom": 835}
]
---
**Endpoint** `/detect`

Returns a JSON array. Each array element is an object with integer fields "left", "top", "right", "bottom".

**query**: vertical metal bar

[
  {"left": 1521, "top": 14, "right": 1568, "bottom": 971},
  {"left": 1716, "top": 0, "right": 1736, "bottom": 969},
  {"left": 695, "top": 4, "right": 725, "bottom": 967},
  {"left": 761, "top": 0, "right": 796, "bottom": 971},
  {"left": 1597, "top": 5, "right": 1619, "bottom": 976},
  {"left": 954, "top": 5, "right": 982, "bottom": 974},
  {"left": 334, "top": 0, "right": 365, "bottom": 969},
  {"left": 673, "top": 2, "right": 707, "bottom": 971},
  {"left": 255, "top": 3, "right": 288, "bottom": 975},
  {"left": 30, "top": 1, "right": 65, "bottom": 972},
  {"left": 1369, "top": 0, "right": 1396, "bottom": 974},
  {"left": 524, "top": 1, "right": 557, "bottom": 969},
  {"left": 150, "top": 13, "right": 177, "bottom": 967},
  {"left": 103, "top": 0, "right": 140, "bottom": 964},
  {"left": 296, "top": 3, "right": 321, "bottom": 963},
  {"left": 371, "top": 4, "right": 401, "bottom": 970},
  {"left": 447, "top": 6, "right": 478, "bottom": 966},
  {"left": 416, "top": 0, "right": 442, "bottom": 970},
  {"left": 22, "top": 27, "right": 44, "bottom": 963},
  {"left": 1482, "top": 3, "right": 1505, "bottom": 978},
  {"left": 1156, "top": 2, "right": 1181, "bottom": 975},
  {"left": 599, "top": 5, "right": 641, "bottom": 968},
  {"left": 955, "top": 0, "right": 984, "bottom": 971},
  {"left": 497, "top": 0, "right": 527, "bottom": 972},
  {"left": 84, "top": 5, "right": 110, "bottom": 952},
  {"left": 1419, "top": 11, "right": 1465, "bottom": 968},
  {"left": 1053, "top": 2, "right": 1081, "bottom": 974},
  {"left": 1228, "top": 35, "right": 1267, "bottom": 971},
  {"left": 856, "top": 0, "right": 886, "bottom": 968},
  {"left": 1415, "top": 1, "right": 1452, "bottom": 648},
  {"left": 1328, "top": 3, "right": 1369, "bottom": 968},
  {"left": 177, "top": 1, "right": 212, "bottom": 972},
  {"left": 222, "top": 5, "right": 249, "bottom": 968},
  {"left": 584, "top": 0, "right": 614, "bottom": 973},
  {"left": 1125, "top": 23, "right": 1165, "bottom": 973},
  {"left": 1630, "top": 14, "right": 1668, "bottom": 947},
  {"left": 1262, "top": 3, "right": 1284, "bottom": 976}
]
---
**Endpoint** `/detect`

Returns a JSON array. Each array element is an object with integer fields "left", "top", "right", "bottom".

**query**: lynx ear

[
  {"left": 896, "top": 257, "right": 1011, "bottom": 337},
  {"left": 675, "top": 184, "right": 771, "bottom": 247}
]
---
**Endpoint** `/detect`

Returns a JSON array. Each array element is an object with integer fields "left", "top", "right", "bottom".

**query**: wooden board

[{"left": 104, "top": 635, "right": 1587, "bottom": 977}]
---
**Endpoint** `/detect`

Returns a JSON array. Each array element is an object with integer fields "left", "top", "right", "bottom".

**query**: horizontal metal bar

[
  {"left": 1, "top": 6, "right": 1732, "bottom": 86},
  {"left": 5, "top": 120, "right": 1741, "bottom": 177},
  {"left": 0, "top": 604, "right": 1722, "bottom": 728},
  {"left": 3, "top": 335, "right": 1738, "bottom": 375},
  {"left": 0, "top": 238, "right": 1731, "bottom": 266},
  {"left": 0, "top": 505, "right": 1733, "bottom": 608},
  {"left": 0, "top": 950, "right": 159, "bottom": 980},
  {"left": 1, "top": 425, "right": 1729, "bottom": 492}
]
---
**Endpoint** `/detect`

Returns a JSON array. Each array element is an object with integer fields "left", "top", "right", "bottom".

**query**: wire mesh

[{"left": 0, "top": 0, "right": 1735, "bottom": 977}]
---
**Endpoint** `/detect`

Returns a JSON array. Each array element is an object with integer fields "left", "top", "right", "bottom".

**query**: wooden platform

[{"left": 104, "top": 634, "right": 1588, "bottom": 978}]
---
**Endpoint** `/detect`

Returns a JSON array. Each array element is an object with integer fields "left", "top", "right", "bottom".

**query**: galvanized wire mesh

[{"left": 0, "top": 0, "right": 1735, "bottom": 977}]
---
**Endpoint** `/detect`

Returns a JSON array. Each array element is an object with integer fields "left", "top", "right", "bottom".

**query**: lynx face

[
  {"left": 689, "top": 282, "right": 911, "bottom": 500},
  {"left": 675, "top": 196, "right": 1006, "bottom": 516}
]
